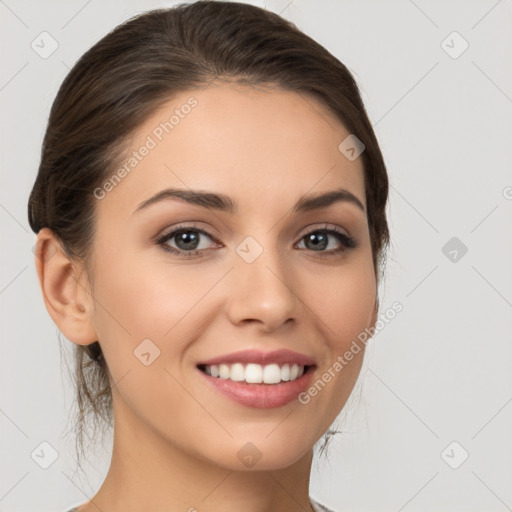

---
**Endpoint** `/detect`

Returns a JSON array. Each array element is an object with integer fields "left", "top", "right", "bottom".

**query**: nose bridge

[{"left": 226, "top": 232, "right": 299, "bottom": 330}]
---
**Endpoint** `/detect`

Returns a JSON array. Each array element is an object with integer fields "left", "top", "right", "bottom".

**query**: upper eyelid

[{"left": 157, "top": 223, "right": 219, "bottom": 242}]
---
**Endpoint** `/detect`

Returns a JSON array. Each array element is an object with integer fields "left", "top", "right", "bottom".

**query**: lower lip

[{"left": 197, "top": 366, "right": 315, "bottom": 408}]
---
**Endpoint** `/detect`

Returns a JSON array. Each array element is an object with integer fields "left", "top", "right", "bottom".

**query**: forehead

[{"left": 97, "top": 83, "right": 366, "bottom": 217}]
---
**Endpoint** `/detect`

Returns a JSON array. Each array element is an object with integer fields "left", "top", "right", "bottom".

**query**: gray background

[{"left": 1, "top": 0, "right": 511, "bottom": 511}]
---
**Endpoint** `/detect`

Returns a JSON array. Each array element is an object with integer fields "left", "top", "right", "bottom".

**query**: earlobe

[{"left": 34, "top": 228, "right": 98, "bottom": 346}]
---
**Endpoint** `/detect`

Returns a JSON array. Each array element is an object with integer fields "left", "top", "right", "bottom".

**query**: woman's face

[{"left": 84, "top": 83, "right": 377, "bottom": 470}]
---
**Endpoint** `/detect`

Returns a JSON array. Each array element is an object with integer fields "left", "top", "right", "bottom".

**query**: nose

[{"left": 225, "top": 242, "right": 301, "bottom": 333}]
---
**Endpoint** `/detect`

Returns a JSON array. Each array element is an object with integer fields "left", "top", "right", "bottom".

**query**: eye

[
  {"left": 156, "top": 224, "right": 219, "bottom": 257},
  {"left": 155, "top": 223, "right": 357, "bottom": 258},
  {"left": 296, "top": 225, "right": 357, "bottom": 259}
]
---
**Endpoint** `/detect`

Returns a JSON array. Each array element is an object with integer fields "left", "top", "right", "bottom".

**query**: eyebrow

[{"left": 133, "top": 186, "right": 366, "bottom": 215}]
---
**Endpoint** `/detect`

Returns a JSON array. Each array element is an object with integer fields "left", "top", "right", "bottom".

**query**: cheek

[
  {"left": 301, "top": 263, "right": 375, "bottom": 418},
  {"left": 90, "top": 250, "right": 223, "bottom": 364},
  {"left": 309, "top": 259, "right": 376, "bottom": 349}
]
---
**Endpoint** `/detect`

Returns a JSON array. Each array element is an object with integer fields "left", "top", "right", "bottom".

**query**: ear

[{"left": 34, "top": 228, "right": 98, "bottom": 346}]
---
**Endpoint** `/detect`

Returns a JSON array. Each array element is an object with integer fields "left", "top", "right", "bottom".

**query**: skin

[{"left": 35, "top": 83, "right": 378, "bottom": 512}]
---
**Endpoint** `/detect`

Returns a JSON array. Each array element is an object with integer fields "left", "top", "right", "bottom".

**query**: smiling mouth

[{"left": 196, "top": 362, "right": 314, "bottom": 385}]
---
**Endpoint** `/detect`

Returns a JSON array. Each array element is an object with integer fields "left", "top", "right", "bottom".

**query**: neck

[{"left": 80, "top": 400, "right": 316, "bottom": 512}]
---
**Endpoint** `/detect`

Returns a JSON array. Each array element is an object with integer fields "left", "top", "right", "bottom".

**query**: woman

[{"left": 29, "top": 1, "right": 390, "bottom": 511}]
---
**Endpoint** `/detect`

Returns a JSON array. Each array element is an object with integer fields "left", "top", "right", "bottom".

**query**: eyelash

[{"left": 155, "top": 223, "right": 357, "bottom": 259}]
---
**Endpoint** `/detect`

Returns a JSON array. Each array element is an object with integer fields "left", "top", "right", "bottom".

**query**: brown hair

[{"left": 28, "top": 0, "right": 389, "bottom": 469}]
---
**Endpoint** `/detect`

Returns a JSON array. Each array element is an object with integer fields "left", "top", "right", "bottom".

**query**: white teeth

[
  {"left": 281, "top": 363, "right": 290, "bottom": 381},
  {"left": 245, "top": 363, "right": 263, "bottom": 383},
  {"left": 230, "top": 363, "right": 245, "bottom": 381},
  {"left": 263, "top": 363, "right": 281, "bottom": 384},
  {"left": 219, "top": 364, "right": 230, "bottom": 379},
  {"left": 201, "top": 362, "right": 307, "bottom": 384}
]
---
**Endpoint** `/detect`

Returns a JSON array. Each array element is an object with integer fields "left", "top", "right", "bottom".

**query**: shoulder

[
  {"left": 67, "top": 501, "right": 334, "bottom": 512},
  {"left": 310, "top": 496, "right": 337, "bottom": 512}
]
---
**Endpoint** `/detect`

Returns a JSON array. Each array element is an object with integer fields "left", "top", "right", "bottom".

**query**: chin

[{"left": 199, "top": 432, "right": 315, "bottom": 472}]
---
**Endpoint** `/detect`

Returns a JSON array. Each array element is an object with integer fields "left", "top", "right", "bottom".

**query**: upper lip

[{"left": 197, "top": 349, "right": 316, "bottom": 367}]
